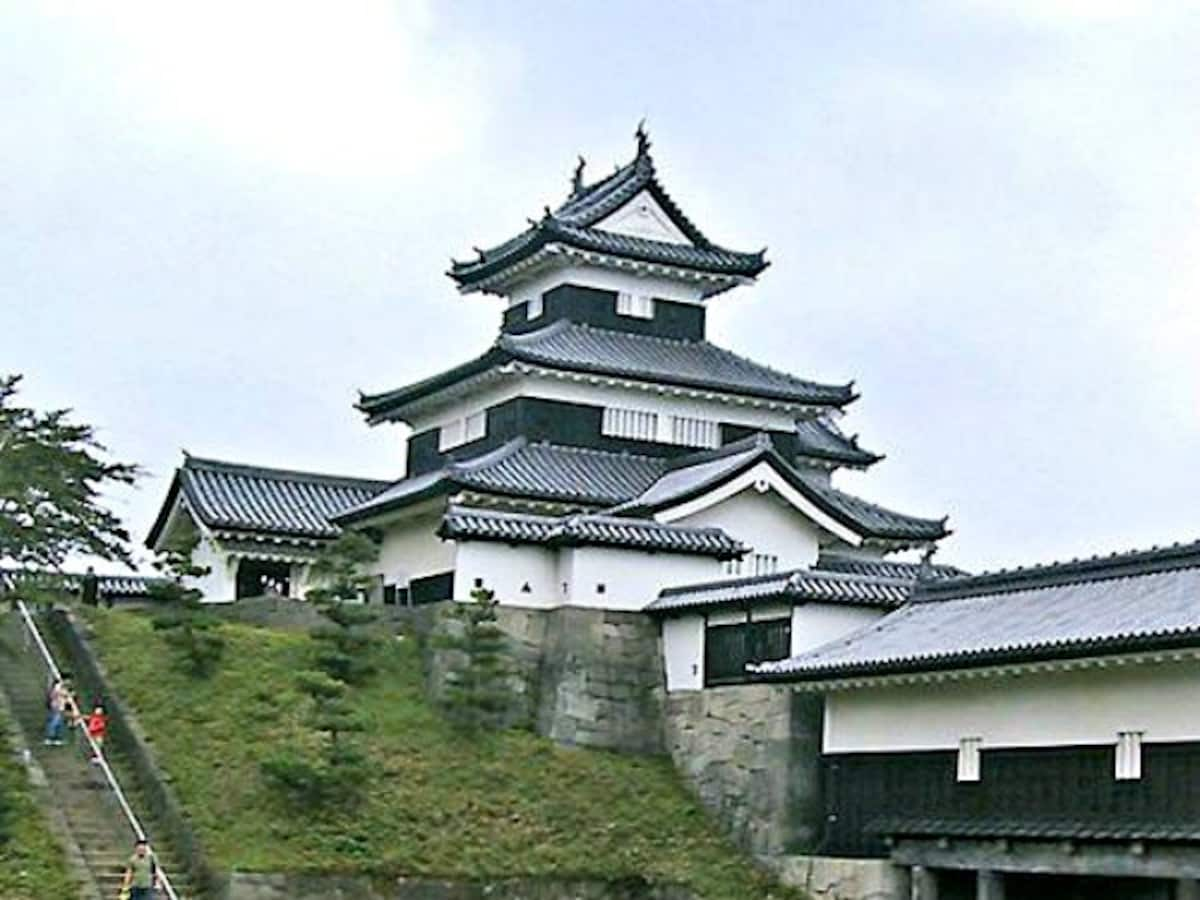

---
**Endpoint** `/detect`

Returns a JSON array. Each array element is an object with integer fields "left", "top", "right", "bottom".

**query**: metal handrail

[{"left": 15, "top": 599, "right": 182, "bottom": 900}]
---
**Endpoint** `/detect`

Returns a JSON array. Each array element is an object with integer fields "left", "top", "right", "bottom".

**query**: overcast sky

[{"left": 3, "top": 1, "right": 1198, "bottom": 575}]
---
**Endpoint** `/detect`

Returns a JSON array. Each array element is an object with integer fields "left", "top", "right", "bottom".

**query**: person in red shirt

[{"left": 85, "top": 703, "right": 107, "bottom": 764}]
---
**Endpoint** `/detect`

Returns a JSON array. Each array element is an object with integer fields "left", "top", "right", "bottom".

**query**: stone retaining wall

[
  {"left": 768, "top": 856, "right": 910, "bottom": 900},
  {"left": 663, "top": 684, "right": 824, "bottom": 857},
  {"left": 222, "top": 873, "right": 695, "bottom": 900}
]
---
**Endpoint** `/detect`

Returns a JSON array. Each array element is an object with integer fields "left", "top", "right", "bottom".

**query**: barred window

[
  {"left": 602, "top": 406, "right": 659, "bottom": 441},
  {"left": 527, "top": 295, "right": 544, "bottom": 319},
  {"left": 616, "top": 291, "right": 654, "bottom": 319},
  {"left": 669, "top": 415, "right": 720, "bottom": 448}
]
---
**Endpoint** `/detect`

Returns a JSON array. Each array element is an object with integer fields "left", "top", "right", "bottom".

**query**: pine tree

[
  {"left": 149, "top": 519, "right": 225, "bottom": 677},
  {"left": 438, "top": 586, "right": 514, "bottom": 731},
  {"left": 306, "top": 532, "right": 381, "bottom": 686},
  {"left": 0, "top": 374, "right": 139, "bottom": 568}
]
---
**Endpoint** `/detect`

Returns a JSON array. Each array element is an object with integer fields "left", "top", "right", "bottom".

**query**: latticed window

[
  {"left": 602, "top": 406, "right": 659, "bottom": 441},
  {"left": 704, "top": 618, "right": 791, "bottom": 686},
  {"left": 616, "top": 291, "right": 654, "bottom": 319},
  {"left": 669, "top": 415, "right": 720, "bottom": 448}
]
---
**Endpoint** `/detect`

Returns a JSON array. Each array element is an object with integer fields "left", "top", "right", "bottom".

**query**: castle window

[
  {"left": 439, "top": 412, "right": 486, "bottom": 450},
  {"left": 751, "top": 553, "right": 779, "bottom": 576},
  {"left": 669, "top": 415, "right": 720, "bottom": 448},
  {"left": 438, "top": 418, "right": 465, "bottom": 451},
  {"left": 464, "top": 411, "right": 487, "bottom": 444},
  {"left": 527, "top": 294, "right": 544, "bottom": 319},
  {"left": 616, "top": 292, "right": 654, "bottom": 319},
  {"left": 957, "top": 737, "right": 982, "bottom": 782},
  {"left": 1116, "top": 731, "right": 1144, "bottom": 780},
  {"left": 704, "top": 617, "right": 791, "bottom": 686},
  {"left": 602, "top": 406, "right": 659, "bottom": 442}
]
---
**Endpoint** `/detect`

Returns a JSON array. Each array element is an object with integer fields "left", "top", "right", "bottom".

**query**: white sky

[{"left": 3, "top": 1, "right": 1198, "bottom": 574}]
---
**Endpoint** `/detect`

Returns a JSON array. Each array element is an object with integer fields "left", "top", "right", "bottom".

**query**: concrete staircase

[{"left": 0, "top": 611, "right": 195, "bottom": 899}]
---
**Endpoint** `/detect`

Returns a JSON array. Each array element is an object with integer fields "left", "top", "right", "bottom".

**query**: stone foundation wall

[
  {"left": 768, "top": 856, "right": 911, "bottom": 900},
  {"left": 412, "top": 603, "right": 664, "bottom": 754},
  {"left": 535, "top": 607, "right": 664, "bottom": 754},
  {"left": 222, "top": 873, "right": 695, "bottom": 900},
  {"left": 663, "top": 685, "right": 824, "bottom": 857}
]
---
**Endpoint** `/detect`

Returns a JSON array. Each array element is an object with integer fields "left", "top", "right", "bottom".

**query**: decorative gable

[{"left": 595, "top": 190, "right": 692, "bottom": 245}]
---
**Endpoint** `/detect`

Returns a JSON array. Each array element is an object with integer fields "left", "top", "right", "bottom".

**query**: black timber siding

[
  {"left": 821, "top": 742, "right": 1200, "bottom": 858},
  {"left": 502, "top": 283, "right": 706, "bottom": 340},
  {"left": 406, "top": 397, "right": 700, "bottom": 476}
]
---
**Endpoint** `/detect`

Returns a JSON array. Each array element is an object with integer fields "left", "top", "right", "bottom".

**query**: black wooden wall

[{"left": 821, "top": 743, "right": 1200, "bottom": 857}]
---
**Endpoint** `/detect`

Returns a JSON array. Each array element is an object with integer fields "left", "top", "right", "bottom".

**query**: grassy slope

[
  {"left": 86, "top": 611, "right": 802, "bottom": 900},
  {"left": 0, "top": 709, "right": 77, "bottom": 900}
]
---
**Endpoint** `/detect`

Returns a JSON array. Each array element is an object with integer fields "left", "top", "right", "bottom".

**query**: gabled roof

[
  {"left": 649, "top": 567, "right": 917, "bottom": 615},
  {"left": 337, "top": 434, "right": 948, "bottom": 545},
  {"left": 448, "top": 132, "right": 767, "bottom": 294},
  {"left": 612, "top": 435, "right": 949, "bottom": 545},
  {"left": 357, "top": 320, "right": 854, "bottom": 424},
  {"left": 146, "top": 455, "right": 391, "bottom": 548},
  {"left": 332, "top": 439, "right": 666, "bottom": 525},
  {"left": 438, "top": 505, "right": 744, "bottom": 559},
  {"left": 755, "top": 538, "right": 1200, "bottom": 681},
  {"left": 793, "top": 418, "right": 882, "bottom": 468}
]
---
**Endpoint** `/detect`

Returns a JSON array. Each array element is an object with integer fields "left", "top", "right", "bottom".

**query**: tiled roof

[
  {"left": 871, "top": 815, "right": 1200, "bottom": 843},
  {"left": 333, "top": 440, "right": 666, "bottom": 524},
  {"left": 815, "top": 552, "right": 966, "bottom": 581},
  {"left": 613, "top": 436, "right": 949, "bottom": 545},
  {"left": 755, "top": 539, "right": 1200, "bottom": 680},
  {"left": 649, "top": 567, "right": 915, "bottom": 614},
  {"left": 438, "top": 505, "right": 744, "bottom": 558},
  {"left": 146, "top": 455, "right": 390, "bottom": 547},
  {"left": 0, "top": 567, "right": 161, "bottom": 598},
  {"left": 448, "top": 139, "right": 767, "bottom": 291},
  {"left": 793, "top": 418, "right": 882, "bottom": 468},
  {"left": 357, "top": 320, "right": 853, "bottom": 424}
]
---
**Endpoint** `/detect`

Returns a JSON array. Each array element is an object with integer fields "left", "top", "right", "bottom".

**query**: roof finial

[
  {"left": 635, "top": 118, "right": 651, "bottom": 156},
  {"left": 917, "top": 544, "right": 938, "bottom": 583},
  {"left": 572, "top": 155, "right": 586, "bottom": 195}
]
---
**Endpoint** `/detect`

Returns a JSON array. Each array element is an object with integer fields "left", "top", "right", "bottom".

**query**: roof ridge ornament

[
  {"left": 571, "top": 155, "right": 586, "bottom": 196},
  {"left": 635, "top": 119, "right": 651, "bottom": 157}
]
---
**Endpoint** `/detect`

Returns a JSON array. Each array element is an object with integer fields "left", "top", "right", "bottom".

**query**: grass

[
  {"left": 84, "top": 609, "right": 804, "bottom": 900},
  {"left": 0, "top": 709, "right": 78, "bottom": 900}
]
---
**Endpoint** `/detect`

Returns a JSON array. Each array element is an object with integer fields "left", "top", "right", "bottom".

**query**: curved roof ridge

[
  {"left": 181, "top": 454, "right": 391, "bottom": 489},
  {"left": 917, "top": 537, "right": 1200, "bottom": 601}
]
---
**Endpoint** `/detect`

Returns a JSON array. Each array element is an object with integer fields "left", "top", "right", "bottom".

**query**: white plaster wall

[
  {"left": 824, "top": 660, "right": 1200, "bottom": 754},
  {"left": 791, "top": 604, "right": 883, "bottom": 657},
  {"left": 373, "top": 514, "right": 455, "bottom": 585},
  {"left": 566, "top": 546, "right": 722, "bottom": 611},
  {"left": 189, "top": 535, "right": 236, "bottom": 603},
  {"left": 452, "top": 541, "right": 559, "bottom": 609},
  {"left": 663, "top": 615, "right": 705, "bottom": 691},
  {"left": 675, "top": 489, "right": 822, "bottom": 572},
  {"left": 508, "top": 262, "right": 708, "bottom": 305},
  {"left": 407, "top": 373, "right": 802, "bottom": 436}
]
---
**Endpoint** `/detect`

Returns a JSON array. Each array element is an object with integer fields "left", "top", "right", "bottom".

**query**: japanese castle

[
  {"left": 147, "top": 126, "right": 949, "bottom": 625},
  {"left": 139, "top": 128, "right": 1200, "bottom": 898}
]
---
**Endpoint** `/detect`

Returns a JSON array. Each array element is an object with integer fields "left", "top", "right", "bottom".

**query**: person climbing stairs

[{"left": 0, "top": 610, "right": 194, "bottom": 899}]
